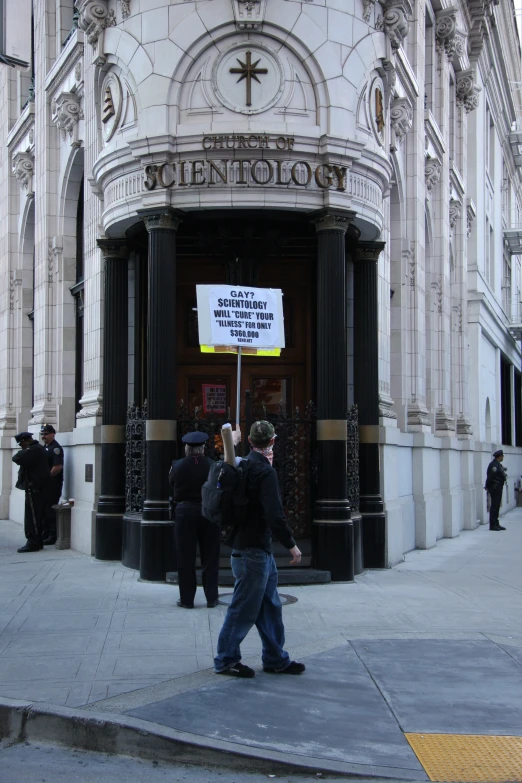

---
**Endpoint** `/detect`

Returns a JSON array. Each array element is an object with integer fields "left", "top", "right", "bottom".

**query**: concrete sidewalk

[{"left": 1, "top": 512, "right": 522, "bottom": 780}]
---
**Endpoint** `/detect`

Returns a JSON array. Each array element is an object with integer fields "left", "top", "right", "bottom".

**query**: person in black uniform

[
  {"left": 40, "top": 424, "right": 64, "bottom": 545},
  {"left": 12, "top": 432, "right": 51, "bottom": 553},
  {"left": 485, "top": 449, "right": 507, "bottom": 531},
  {"left": 169, "top": 432, "right": 220, "bottom": 609}
]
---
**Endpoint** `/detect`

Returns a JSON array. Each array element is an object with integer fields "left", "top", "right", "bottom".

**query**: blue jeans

[{"left": 214, "top": 548, "right": 290, "bottom": 673}]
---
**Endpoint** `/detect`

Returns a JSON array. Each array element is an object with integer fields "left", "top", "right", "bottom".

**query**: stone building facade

[{"left": 1, "top": 0, "right": 522, "bottom": 579}]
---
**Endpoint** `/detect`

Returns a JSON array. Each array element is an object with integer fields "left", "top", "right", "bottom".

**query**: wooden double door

[{"left": 176, "top": 223, "right": 314, "bottom": 423}]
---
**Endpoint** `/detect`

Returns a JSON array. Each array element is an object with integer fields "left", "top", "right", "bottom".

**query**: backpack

[{"left": 201, "top": 459, "right": 250, "bottom": 542}]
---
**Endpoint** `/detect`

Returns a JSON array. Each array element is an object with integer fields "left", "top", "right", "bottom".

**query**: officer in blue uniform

[
  {"left": 12, "top": 432, "right": 51, "bottom": 552},
  {"left": 40, "top": 424, "right": 64, "bottom": 545},
  {"left": 485, "top": 449, "right": 507, "bottom": 531},
  {"left": 169, "top": 432, "right": 220, "bottom": 609}
]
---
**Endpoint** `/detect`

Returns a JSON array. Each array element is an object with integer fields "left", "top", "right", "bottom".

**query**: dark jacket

[
  {"left": 230, "top": 450, "right": 296, "bottom": 554},
  {"left": 169, "top": 455, "right": 214, "bottom": 502},
  {"left": 12, "top": 442, "right": 51, "bottom": 492},
  {"left": 485, "top": 459, "right": 507, "bottom": 493},
  {"left": 44, "top": 439, "right": 64, "bottom": 487}
]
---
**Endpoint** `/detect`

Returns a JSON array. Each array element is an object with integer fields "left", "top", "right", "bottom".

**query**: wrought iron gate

[
  {"left": 125, "top": 401, "right": 147, "bottom": 513},
  {"left": 125, "top": 398, "right": 360, "bottom": 536},
  {"left": 176, "top": 395, "right": 317, "bottom": 537}
]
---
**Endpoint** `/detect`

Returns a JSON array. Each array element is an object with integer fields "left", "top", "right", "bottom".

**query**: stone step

[{"left": 166, "top": 567, "right": 331, "bottom": 586}]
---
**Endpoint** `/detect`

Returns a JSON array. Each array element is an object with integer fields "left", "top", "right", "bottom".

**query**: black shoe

[
  {"left": 177, "top": 600, "right": 194, "bottom": 609},
  {"left": 207, "top": 600, "right": 219, "bottom": 608},
  {"left": 497, "top": 525, "right": 506, "bottom": 530},
  {"left": 43, "top": 538, "right": 57, "bottom": 546},
  {"left": 17, "top": 542, "right": 42, "bottom": 553},
  {"left": 263, "top": 661, "right": 306, "bottom": 675},
  {"left": 217, "top": 662, "right": 255, "bottom": 678},
  {"left": 490, "top": 526, "right": 505, "bottom": 531}
]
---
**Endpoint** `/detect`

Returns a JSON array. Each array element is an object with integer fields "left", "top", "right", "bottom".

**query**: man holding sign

[{"left": 213, "top": 420, "right": 304, "bottom": 679}]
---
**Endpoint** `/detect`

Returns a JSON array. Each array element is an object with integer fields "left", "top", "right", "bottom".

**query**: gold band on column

[
  {"left": 101, "top": 425, "right": 126, "bottom": 444},
  {"left": 146, "top": 420, "right": 177, "bottom": 441},
  {"left": 316, "top": 419, "right": 347, "bottom": 441},
  {"left": 358, "top": 425, "right": 379, "bottom": 443}
]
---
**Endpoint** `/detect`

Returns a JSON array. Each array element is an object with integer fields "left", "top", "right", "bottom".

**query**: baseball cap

[{"left": 249, "top": 420, "right": 275, "bottom": 445}]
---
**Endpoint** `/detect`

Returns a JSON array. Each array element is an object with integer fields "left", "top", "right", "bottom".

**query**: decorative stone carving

[
  {"left": 425, "top": 158, "right": 441, "bottom": 193},
  {"left": 449, "top": 198, "right": 462, "bottom": 231},
  {"left": 403, "top": 242, "right": 415, "bottom": 286},
  {"left": 435, "top": 8, "right": 458, "bottom": 62},
  {"left": 12, "top": 151, "right": 34, "bottom": 190},
  {"left": 381, "top": 0, "right": 412, "bottom": 50},
  {"left": 363, "top": 0, "right": 376, "bottom": 23},
  {"left": 379, "top": 395, "right": 398, "bottom": 420},
  {"left": 77, "top": 0, "right": 115, "bottom": 46},
  {"left": 9, "top": 271, "right": 21, "bottom": 311},
  {"left": 74, "top": 60, "right": 82, "bottom": 83},
  {"left": 467, "top": 0, "right": 497, "bottom": 60},
  {"left": 382, "top": 58, "right": 397, "bottom": 92},
  {"left": 47, "top": 238, "right": 62, "bottom": 285},
  {"left": 118, "top": 0, "right": 130, "bottom": 19},
  {"left": 232, "top": 0, "right": 267, "bottom": 30},
  {"left": 141, "top": 213, "right": 182, "bottom": 232},
  {"left": 390, "top": 96, "right": 413, "bottom": 144},
  {"left": 407, "top": 401, "right": 432, "bottom": 428},
  {"left": 52, "top": 92, "right": 84, "bottom": 141},
  {"left": 312, "top": 210, "right": 354, "bottom": 233},
  {"left": 453, "top": 30, "right": 467, "bottom": 60},
  {"left": 457, "top": 416, "right": 473, "bottom": 437},
  {"left": 101, "top": 73, "right": 123, "bottom": 142},
  {"left": 466, "top": 199, "right": 477, "bottom": 237},
  {"left": 435, "top": 410, "right": 456, "bottom": 433},
  {"left": 456, "top": 69, "right": 481, "bottom": 113}
]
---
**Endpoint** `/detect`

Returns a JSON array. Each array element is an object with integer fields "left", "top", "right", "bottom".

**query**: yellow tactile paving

[{"left": 405, "top": 733, "right": 522, "bottom": 783}]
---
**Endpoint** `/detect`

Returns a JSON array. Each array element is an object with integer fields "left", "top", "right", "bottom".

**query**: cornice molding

[{"left": 44, "top": 30, "right": 84, "bottom": 95}]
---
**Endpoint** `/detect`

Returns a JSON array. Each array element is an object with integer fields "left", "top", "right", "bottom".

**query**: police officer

[
  {"left": 40, "top": 424, "right": 64, "bottom": 545},
  {"left": 12, "top": 432, "right": 51, "bottom": 553},
  {"left": 169, "top": 432, "right": 220, "bottom": 609},
  {"left": 485, "top": 449, "right": 507, "bottom": 531}
]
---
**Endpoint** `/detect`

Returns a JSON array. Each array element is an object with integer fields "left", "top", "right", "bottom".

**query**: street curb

[{"left": 0, "top": 697, "right": 427, "bottom": 781}]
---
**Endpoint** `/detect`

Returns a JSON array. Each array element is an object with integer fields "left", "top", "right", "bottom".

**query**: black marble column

[
  {"left": 312, "top": 209, "right": 355, "bottom": 582},
  {"left": 353, "top": 242, "right": 386, "bottom": 568},
  {"left": 95, "top": 239, "right": 129, "bottom": 561},
  {"left": 137, "top": 209, "right": 181, "bottom": 581}
]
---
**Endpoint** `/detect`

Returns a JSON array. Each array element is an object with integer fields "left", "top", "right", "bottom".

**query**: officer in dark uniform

[
  {"left": 12, "top": 432, "right": 51, "bottom": 552},
  {"left": 40, "top": 424, "right": 64, "bottom": 545},
  {"left": 169, "top": 432, "right": 220, "bottom": 609},
  {"left": 485, "top": 449, "right": 507, "bottom": 531}
]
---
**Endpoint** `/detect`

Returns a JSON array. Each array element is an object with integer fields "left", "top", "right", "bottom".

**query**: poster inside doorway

[{"left": 202, "top": 384, "right": 227, "bottom": 414}]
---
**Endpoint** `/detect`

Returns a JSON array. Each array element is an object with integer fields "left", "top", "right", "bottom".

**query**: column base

[
  {"left": 361, "top": 512, "right": 386, "bottom": 568},
  {"left": 139, "top": 520, "right": 177, "bottom": 582},
  {"left": 122, "top": 513, "right": 141, "bottom": 570},
  {"left": 407, "top": 401, "right": 431, "bottom": 432},
  {"left": 313, "top": 521, "right": 354, "bottom": 582},
  {"left": 95, "top": 513, "right": 123, "bottom": 561}
]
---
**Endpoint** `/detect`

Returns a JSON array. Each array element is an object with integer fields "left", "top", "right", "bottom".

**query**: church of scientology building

[{"left": 2, "top": 0, "right": 522, "bottom": 581}]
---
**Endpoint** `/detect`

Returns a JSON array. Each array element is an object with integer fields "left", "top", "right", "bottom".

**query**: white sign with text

[{"left": 196, "top": 284, "right": 285, "bottom": 349}]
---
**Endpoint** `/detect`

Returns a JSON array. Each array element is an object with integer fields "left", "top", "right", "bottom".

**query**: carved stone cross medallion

[{"left": 229, "top": 50, "right": 268, "bottom": 106}]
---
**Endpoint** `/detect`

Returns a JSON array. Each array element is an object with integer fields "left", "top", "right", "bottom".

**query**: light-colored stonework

[{"left": 1, "top": 0, "right": 522, "bottom": 562}]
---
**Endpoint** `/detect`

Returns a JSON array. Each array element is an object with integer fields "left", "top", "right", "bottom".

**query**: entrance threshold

[{"left": 166, "top": 568, "right": 332, "bottom": 586}]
